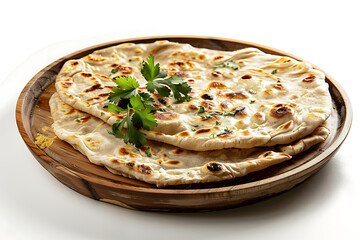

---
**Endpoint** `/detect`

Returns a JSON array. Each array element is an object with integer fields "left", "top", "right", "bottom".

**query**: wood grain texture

[{"left": 16, "top": 36, "right": 352, "bottom": 212}]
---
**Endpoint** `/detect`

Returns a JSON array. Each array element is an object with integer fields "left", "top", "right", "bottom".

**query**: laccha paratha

[
  {"left": 50, "top": 93, "right": 329, "bottom": 187},
  {"left": 55, "top": 41, "right": 332, "bottom": 151}
]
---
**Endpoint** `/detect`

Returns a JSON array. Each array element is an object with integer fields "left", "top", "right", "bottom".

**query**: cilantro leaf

[
  {"left": 115, "top": 75, "right": 140, "bottom": 89},
  {"left": 129, "top": 95, "right": 145, "bottom": 110},
  {"left": 108, "top": 76, "right": 139, "bottom": 103},
  {"left": 141, "top": 55, "right": 167, "bottom": 82},
  {"left": 132, "top": 107, "right": 157, "bottom": 131},
  {"left": 123, "top": 116, "right": 147, "bottom": 148},
  {"left": 110, "top": 115, "right": 148, "bottom": 148},
  {"left": 126, "top": 95, "right": 157, "bottom": 131},
  {"left": 106, "top": 103, "right": 128, "bottom": 114},
  {"left": 161, "top": 74, "right": 192, "bottom": 101},
  {"left": 147, "top": 74, "right": 192, "bottom": 101},
  {"left": 141, "top": 56, "right": 192, "bottom": 102},
  {"left": 146, "top": 80, "right": 171, "bottom": 98},
  {"left": 111, "top": 119, "right": 126, "bottom": 138},
  {"left": 139, "top": 92, "right": 155, "bottom": 106}
]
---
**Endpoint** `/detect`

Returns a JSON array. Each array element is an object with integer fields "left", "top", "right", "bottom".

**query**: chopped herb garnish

[
  {"left": 201, "top": 115, "right": 213, "bottom": 120},
  {"left": 198, "top": 105, "right": 205, "bottom": 113},
  {"left": 101, "top": 112, "right": 105, "bottom": 116},
  {"left": 250, "top": 100, "right": 256, "bottom": 104},
  {"left": 209, "top": 111, "right": 222, "bottom": 116},
  {"left": 76, "top": 119, "right": 81, "bottom": 123},
  {"left": 200, "top": 107, "right": 245, "bottom": 119},
  {"left": 217, "top": 127, "right": 233, "bottom": 136},
  {"left": 191, "top": 128, "right": 196, "bottom": 132},
  {"left": 249, "top": 89, "right": 257, "bottom": 94},
  {"left": 214, "top": 60, "right": 239, "bottom": 70},
  {"left": 145, "top": 147, "right": 152, "bottom": 157},
  {"left": 216, "top": 121, "right": 221, "bottom": 125},
  {"left": 111, "top": 68, "right": 118, "bottom": 74},
  {"left": 271, "top": 69, "right": 277, "bottom": 74},
  {"left": 210, "top": 133, "right": 216, "bottom": 139},
  {"left": 224, "top": 107, "right": 245, "bottom": 116}
]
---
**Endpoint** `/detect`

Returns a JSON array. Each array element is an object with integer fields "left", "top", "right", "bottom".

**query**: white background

[{"left": 1, "top": 0, "right": 359, "bottom": 239}]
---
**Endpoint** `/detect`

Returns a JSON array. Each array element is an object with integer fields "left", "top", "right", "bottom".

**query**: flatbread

[
  {"left": 55, "top": 41, "right": 332, "bottom": 151},
  {"left": 50, "top": 93, "right": 329, "bottom": 187}
]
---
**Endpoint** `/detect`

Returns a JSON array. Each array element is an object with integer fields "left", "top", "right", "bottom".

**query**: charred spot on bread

[
  {"left": 209, "top": 81, "right": 227, "bottom": 89},
  {"left": 206, "top": 162, "right": 223, "bottom": 172},
  {"left": 241, "top": 75, "right": 252, "bottom": 79},
  {"left": 65, "top": 108, "right": 76, "bottom": 115},
  {"left": 188, "top": 104, "right": 199, "bottom": 111},
  {"left": 118, "top": 148, "right": 141, "bottom": 158},
  {"left": 213, "top": 56, "right": 224, "bottom": 60},
  {"left": 61, "top": 82, "right": 73, "bottom": 88},
  {"left": 201, "top": 100, "right": 215, "bottom": 108},
  {"left": 80, "top": 116, "right": 91, "bottom": 123},
  {"left": 272, "top": 83, "right": 285, "bottom": 90},
  {"left": 270, "top": 104, "right": 292, "bottom": 118},
  {"left": 211, "top": 71, "right": 222, "bottom": 77},
  {"left": 302, "top": 75, "right": 316, "bottom": 83},
  {"left": 154, "top": 112, "right": 178, "bottom": 121},
  {"left": 172, "top": 148, "right": 185, "bottom": 155},
  {"left": 195, "top": 128, "right": 212, "bottom": 134},
  {"left": 84, "top": 84, "right": 103, "bottom": 93},
  {"left": 165, "top": 160, "right": 181, "bottom": 165},
  {"left": 81, "top": 73, "right": 93, "bottom": 78},
  {"left": 126, "top": 162, "right": 135, "bottom": 167},
  {"left": 178, "top": 131, "right": 190, "bottom": 137},
  {"left": 201, "top": 93, "right": 214, "bottom": 100},
  {"left": 110, "top": 64, "right": 135, "bottom": 75},
  {"left": 262, "top": 151, "right": 273, "bottom": 158},
  {"left": 225, "top": 91, "right": 249, "bottom": 99},
  {"left": 138, "top": 164, "right": 152, "bottom": 174},
  {"left": 98, "top": 93, "right": 110, "bottom": 97}
]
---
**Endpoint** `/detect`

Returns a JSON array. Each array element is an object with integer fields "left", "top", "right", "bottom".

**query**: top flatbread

[{"left": 55, "top": 41, "right": 332, "bottom": 151}]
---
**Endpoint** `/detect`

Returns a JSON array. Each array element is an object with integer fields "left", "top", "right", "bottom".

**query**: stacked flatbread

[{"left": 50, "top": 41, "right": 332, "bottom": 187}]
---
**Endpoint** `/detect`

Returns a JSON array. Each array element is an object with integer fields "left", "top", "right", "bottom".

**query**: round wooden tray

[{"left": 16, "top": 36, "right": 352, "bottom": 212}]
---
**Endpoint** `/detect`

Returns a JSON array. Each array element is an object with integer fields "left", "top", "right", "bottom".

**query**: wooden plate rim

[{"left": 16, "top": 35, "right": 352, "bottom": 195}]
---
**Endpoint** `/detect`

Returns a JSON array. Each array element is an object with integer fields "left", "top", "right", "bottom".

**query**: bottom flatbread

[{"left": 49, "top": 93, "right": 329, "bottom": 187}]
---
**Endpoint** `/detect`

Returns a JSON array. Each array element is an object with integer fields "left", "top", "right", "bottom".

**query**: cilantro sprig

[
  {"left": 107, "top": 96, "right": 157, "bottom": 148},
  {"left": 105, "top": 55, "right": 192, "bottom": 149},
  {"left": 142, "top": 55, "right": 192, "bottom": 101}
]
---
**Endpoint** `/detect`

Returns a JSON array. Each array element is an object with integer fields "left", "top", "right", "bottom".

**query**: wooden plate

[{"left": 16, "top": 36, "right": 352, "bottom": 212}]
